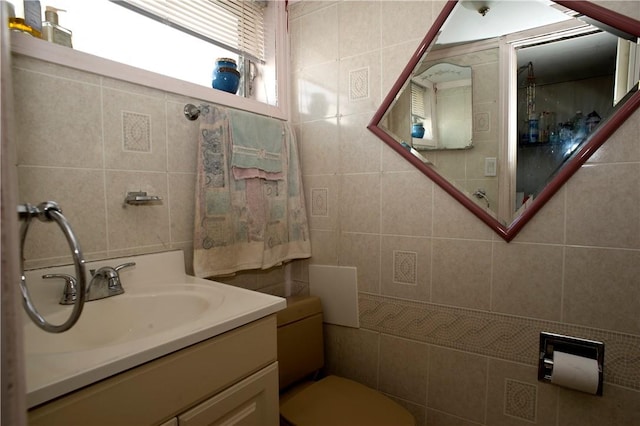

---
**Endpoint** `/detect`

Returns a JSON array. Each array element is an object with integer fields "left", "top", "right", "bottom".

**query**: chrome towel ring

[{"left": 18, "top": 201, "right": 86, "bottom": 333}]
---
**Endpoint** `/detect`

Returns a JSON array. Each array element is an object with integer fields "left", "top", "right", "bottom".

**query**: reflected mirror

[
  {"left": 369, "top": 0, "right": 640, "bottom": 241},
  {"left": 409, "top": 63, "right": 473, "bottom": 150}
]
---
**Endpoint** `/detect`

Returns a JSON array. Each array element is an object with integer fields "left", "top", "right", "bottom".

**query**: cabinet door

[
  {"left": 159, "top": 418, "right": 178, "bottom": 426},
  {"left": 178, "top": 363, "right": 278, "bottom": 426}
]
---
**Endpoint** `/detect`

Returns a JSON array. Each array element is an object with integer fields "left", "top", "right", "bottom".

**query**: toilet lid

[{"left": 280, "top": 375, "right": 415, "bottom": 426}]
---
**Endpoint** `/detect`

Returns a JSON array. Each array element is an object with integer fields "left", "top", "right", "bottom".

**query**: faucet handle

[
  {"left": 43, "top": 273, "right": 78, "bottom": 305},
  {"left": 115, "top": 262, "right": 136, "bottom": 273}
]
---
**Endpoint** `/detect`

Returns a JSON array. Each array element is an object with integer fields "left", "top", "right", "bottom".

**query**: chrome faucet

[
  {"left": 86, "top": 262, "right": 136, "bottom": 302},
  {"left": 46, "top": 262, "right": 136, "bottom": 305}
]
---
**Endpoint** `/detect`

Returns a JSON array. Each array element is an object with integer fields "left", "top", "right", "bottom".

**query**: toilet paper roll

[{"left": 550, "top": 351, "right": 600, "bottom": 394}]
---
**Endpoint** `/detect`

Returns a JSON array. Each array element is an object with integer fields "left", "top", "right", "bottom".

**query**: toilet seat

[{"left": 280, "top": 375, "right": 415, "bottom": 426}]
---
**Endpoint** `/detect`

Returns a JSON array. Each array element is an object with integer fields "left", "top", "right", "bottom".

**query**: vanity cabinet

[{"left": 28, "top": 315, "right": 279, "bottom": 426}]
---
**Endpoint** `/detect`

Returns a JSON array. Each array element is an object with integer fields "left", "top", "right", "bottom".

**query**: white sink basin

[
  {"left": 23, "top": 250, "right": 286, "bottom": 409},
  {"left": 25, "top": 285, "right": 223, "bottom": 354}
]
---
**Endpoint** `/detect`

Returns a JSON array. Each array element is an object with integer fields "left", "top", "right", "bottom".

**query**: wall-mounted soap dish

[{"left": 124, "top": 191, "right": 163, "bottom": 206}]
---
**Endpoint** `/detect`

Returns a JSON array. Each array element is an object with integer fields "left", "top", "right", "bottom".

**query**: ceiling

[{"left": 435, "top": 0, "right": 619, "bottom": 84}]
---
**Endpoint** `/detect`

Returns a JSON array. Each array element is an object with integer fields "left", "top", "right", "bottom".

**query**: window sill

[{"left": 10, "top": 32, "right": 287, "bottom": 120}]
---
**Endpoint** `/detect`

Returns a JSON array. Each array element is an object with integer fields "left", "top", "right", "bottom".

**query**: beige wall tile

[
  {"left": 102, "top": 88, "right": 168, "bottom": 172},
  {"left": 168, "top": 172, "right": 195, "bottom": 243},
  {"left": 292, "top": 3, "right": 339, "bottom": 68},
  {"left": 12, "top": 54, "right": 101, "bottom": 84},
  {"left": 166, "top": 100, "right": 200, "bottom": 173},
  {"left": 323, "top": 324, "right": 379, "bottom": 389},
  {"left": 299, "top": 118, "right": 340, "bottom": 175},
  {"left": 381, "top": 171, "right": 433, "bottom": 237},
  {"left": 557, "top": 384, "right": 640, "bottom": 426},
  {"left": 338, "top": 1, "right": 380, "bottom": 58},
  {"left": 428, "top": 347, "right": 488, "bottom": 423},
  {"left": 101, "top": 76, "right": 166, "bottom": 99},
  {"left": 511, "top": 187, "right": 565, "bottom": 244},
  {"left": 564, "top": 246, "right": 640, "bottom": 335},
  {"left": 287, "top": 1, "right": 335, "bottom": 21},
  {"left": 432, "top": 186, "right": 494, "bottom": 240},
  {"left": 566, "top": 163, "right": 640, "bottom": 249},
  {"left": 486, "top": 359, "right": 558, "bottom": 426},
  {"left": 339, "top": 112, "right": 382, "bottom": 174},
  {"left": 13, "top": 68, "right": 103, "bottom": 169},
  {"left": 380, "top": 1, "right": 433, "bottom": 49},
  {"left": 338, "top": 50, "right": 381, "bottom": 117},
  {"left": 293, "top": 64, "right": 340, "bottom": 123},
  {"left": 381, "top": 235, "right": 431, "bottom": 302},
  {"left": 18, "top": 167, "right": 107, "bottom": 260},
  {"left": 380, "top": 40, "right": 423, "bottom": 96},
  {"left": 308, "top": 229, "right": 339, "bottom": 265},
  {"left": 105, "top": 171, "right": 170, "bottom": 251},
  {"left": 304, "top": 174, "right": 340, "bottom": 231},
  {"left": 339, "top": 173, "right": 380, "bottom": 233},
  {"left": 379, "top": 334, "right": 429, "bottom": 405},
  {"left": 492, "top": 242, "right": 563, "bottom": 321},
  {"left": 381, "top": 142, "right": 420, "bottom": 173},
  {"left": 425, "top": 409, "right": 479, "bottom": 426},
  {"left": 339, "top": 232, "right": 380, "bottom": 293},
  {"left": 588, "top": 110, "right": 640, "bottom": 164},
  {"left": 431, "top": 239, "right": 491, "bottom": 310}
]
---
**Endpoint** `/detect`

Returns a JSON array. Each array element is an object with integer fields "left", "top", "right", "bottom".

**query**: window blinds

[
  {"left": 111, "top": 0, "right": 266, "bottom": 62},
  {"left": 411, "top": 83, "right": 426, "bottom": 119}
]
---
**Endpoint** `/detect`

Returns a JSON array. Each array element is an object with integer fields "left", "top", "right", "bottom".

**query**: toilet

[{"left": 276, "top": 295, "right": 415, "bottom": 426}]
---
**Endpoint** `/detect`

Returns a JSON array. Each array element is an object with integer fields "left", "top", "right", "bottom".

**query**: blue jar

[
  {"left": 212, "top": 58, "right": 240, "bottom": 94},
  {"left": 216, "top": 58, "right": 237, "bottom": 70},
  {"left": 411, "top": 123, "right": 425, "bottom": 139}
]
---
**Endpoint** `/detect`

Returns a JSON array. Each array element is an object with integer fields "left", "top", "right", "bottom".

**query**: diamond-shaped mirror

[{"left": 368, "top": 0, "right": 640, "bottom": 241}]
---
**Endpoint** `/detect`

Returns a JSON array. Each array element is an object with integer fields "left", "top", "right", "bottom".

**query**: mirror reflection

[
  {"left": 375, "top": 0, "right": 640, "bottom": 235},
  {"left": 515, "top": 29, "right": 618, "bottom": 207},
  {"left": 410, "top": 63, "right": 473, "bottom": 151}
]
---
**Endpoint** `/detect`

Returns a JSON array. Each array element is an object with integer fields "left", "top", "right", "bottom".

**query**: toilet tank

[{"left": 276, "top": 296, "right": 324, "bottom": 390}]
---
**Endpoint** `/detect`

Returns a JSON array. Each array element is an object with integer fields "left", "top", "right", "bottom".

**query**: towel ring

[{"left": 18, "top": 201, "right": 86, "bottom": 333}]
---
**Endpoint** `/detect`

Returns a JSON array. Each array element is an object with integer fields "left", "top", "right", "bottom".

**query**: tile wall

[
  {"left": 12, "top": 54, "right": 304, "bottom": 295},
  {"left": 289, "top": 1, "right": 640, "bottom": 425}
]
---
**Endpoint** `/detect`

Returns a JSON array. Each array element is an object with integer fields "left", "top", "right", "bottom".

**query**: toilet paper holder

[{"left": 538, "top": 332, "right": 604, "bottom": 396}]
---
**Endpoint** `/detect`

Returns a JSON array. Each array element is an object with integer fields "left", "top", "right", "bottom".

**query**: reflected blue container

[
  {"left": 212, "top": 58, "right": 240, "bottom": 94},
  {"left": 411, "top": 123, "right": 425, "bottom": 139}
]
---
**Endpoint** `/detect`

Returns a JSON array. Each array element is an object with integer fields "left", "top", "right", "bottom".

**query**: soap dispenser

[{"left": 42, "top": 6, "right": 72, "bottom": 47}]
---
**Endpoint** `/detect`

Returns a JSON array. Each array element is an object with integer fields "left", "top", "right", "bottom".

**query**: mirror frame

[{"left": 368, "top": 0, "right": 640, "bottom": 242}]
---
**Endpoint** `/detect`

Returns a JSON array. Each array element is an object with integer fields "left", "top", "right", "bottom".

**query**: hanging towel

[
  {"left": 228, "top": 108, "right": 285, "bottom": 180},
  {"left": 193, "top": 106, "right": 311, "bottom": 277}
]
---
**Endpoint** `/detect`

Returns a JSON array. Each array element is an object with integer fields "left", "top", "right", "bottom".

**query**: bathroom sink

[
  {"left": 23, "top": 250, "right": 286, "bottom": 408},
  {"left": 24, "top": 285, "right": 222, "bottom": 354}
]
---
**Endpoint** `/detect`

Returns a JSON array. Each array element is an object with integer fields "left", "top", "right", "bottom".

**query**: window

[
  {"left": 18, "top": 0, "right": 282, "bottom": 108},
  {"left": 411, "top": 82, "right": 437, "bottom": 144}
]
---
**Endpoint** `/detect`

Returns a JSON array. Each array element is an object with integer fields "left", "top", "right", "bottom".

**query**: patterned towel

[{"left": 193, "top": 106, "right": 311, "bottom": 277}]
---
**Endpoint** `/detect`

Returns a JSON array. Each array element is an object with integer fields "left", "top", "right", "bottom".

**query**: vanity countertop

[{"left": 23, "top": 250, "right": 286, "bottom": 408}]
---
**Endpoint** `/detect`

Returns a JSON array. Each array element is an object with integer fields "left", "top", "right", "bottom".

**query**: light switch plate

[{"left": 484, "top": 157, "right": 497, "bottom": 176}]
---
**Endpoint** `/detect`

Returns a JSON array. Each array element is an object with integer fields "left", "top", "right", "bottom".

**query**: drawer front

[
  {"left": 29, "top": 316, "right": 277, "bottom": 426},
  {"left": 178, "top": 363, "right": 279, "bottom": 426}
]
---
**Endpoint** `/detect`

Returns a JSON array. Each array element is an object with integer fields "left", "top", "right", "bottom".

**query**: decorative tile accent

[
  {"left": 474, "top": 112, "right": 490, "bottom": 132},
  {"left": 122, "top": 111, "right": 151, "bottom": 152},
  {"left": 393, "top": 250, "right": 417, "bottom": 285},
  {"left": 349, "top": 67, "right": 369, "bottom": 101},
  {"left": 358, "top": 293, "right": 640, "bottom": 391},
  {"left": 311, "top": 188, "right": 329, "bottom": 217},
  {"left": 504, "top": 379, "right": 537, "bottom": 422}
]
